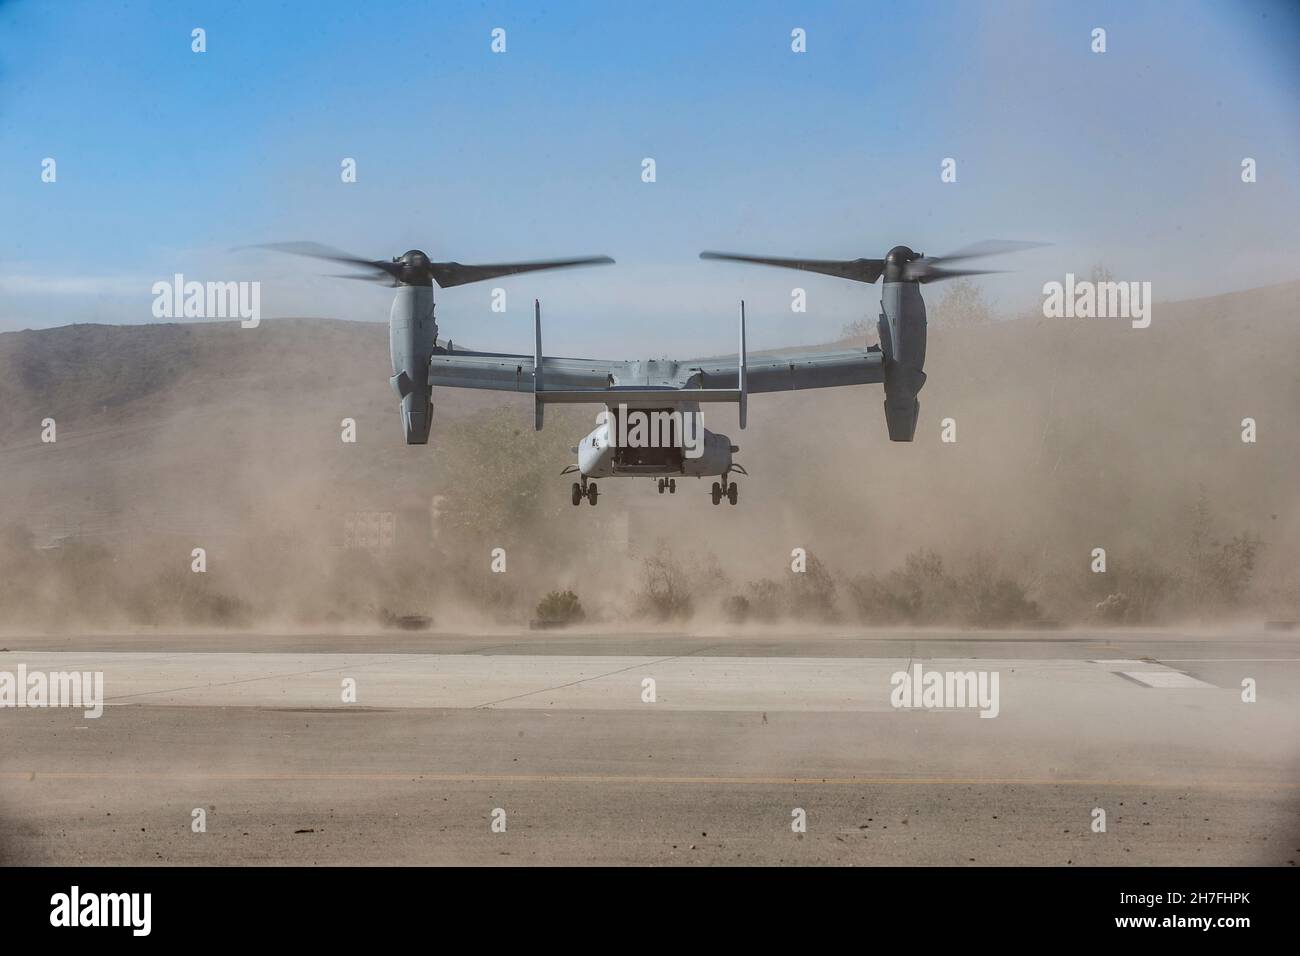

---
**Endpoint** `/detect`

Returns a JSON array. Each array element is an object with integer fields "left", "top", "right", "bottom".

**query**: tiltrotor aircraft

[{"left": 262, "top": 240, "right": 1033, "bottom": 507}]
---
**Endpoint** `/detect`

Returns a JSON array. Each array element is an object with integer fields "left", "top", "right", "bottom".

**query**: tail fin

[{"left": 738, "top": 300, "right": 748, "bottom": 429}]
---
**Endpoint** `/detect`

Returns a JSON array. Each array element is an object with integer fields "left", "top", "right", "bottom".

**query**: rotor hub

[
  {"left": 395, "top": 250, "right": 433, "bottom": 284},
  {"left": 884, "top": 245, "right": 921, "bottom": 282}
]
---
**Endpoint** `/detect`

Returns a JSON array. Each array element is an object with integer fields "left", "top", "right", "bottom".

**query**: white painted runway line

[
  {"left": 1092, "top": 657, "right": 1218, "bottom": 689},
  {"left": 0, "top": 650, "right": 1237, "bottom": 713},
  {"left": 1121, "top": 670, "right": 1217, "bottom": 689}
]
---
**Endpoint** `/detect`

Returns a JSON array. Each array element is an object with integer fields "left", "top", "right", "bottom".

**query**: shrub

[
  {"left": 721, "top": 594, "right": 750, "bottom": 624},
  {"left": 634, "top": 549, "right": 697, "bottom": 621},
  {"left": 536, "top": 589, "right": 585, "bottom": 626}
]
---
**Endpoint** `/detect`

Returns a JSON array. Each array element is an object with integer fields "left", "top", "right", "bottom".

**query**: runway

[{"left": 1, "top": 628, "right": 1297, "bottom": 865}]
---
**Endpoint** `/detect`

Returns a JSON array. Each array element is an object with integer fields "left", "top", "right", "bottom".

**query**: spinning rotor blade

[
  {"left": 325, "top": 272, "right": 400, "bottom": 286},
  {"left": 252, "top": 241, "right": 403, "bottom": 282},
  {"left": 903, "top": 262, "right": 1004, "bottom": 283},
  {"left": 702, "top": 239, "right": 1046, "bottom": 285},
  {"left": 903, "top": 239, "right": 1049, "bottom": 283},
  {"left": 700, "top": 251, "right": 884, "bottom": 284},
  {"left": 427, "top": 255, "right": 614, "bottom": 289},
  {"left": 253, "top": 243, "right": 613, "bottom": 287},
  {"left": 922, "top": 239, "right": 1048, "bottom": 263}
]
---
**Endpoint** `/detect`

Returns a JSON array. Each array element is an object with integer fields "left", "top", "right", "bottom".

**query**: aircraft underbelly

[{"left": 575, "top": 424, "right": 733, "bottom": 478}]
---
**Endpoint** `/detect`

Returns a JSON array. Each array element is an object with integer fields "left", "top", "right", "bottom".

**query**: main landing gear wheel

[
  {"left": 711, "top": 478, "right": 739, "bottom": 506},
  {"left": 668, "top": 479, "right": 677, "bottom": 493},
  {"left": 657, "top": 479, "right": 666, "bottom": 494},
  {"left": 587, "top": 482, "right": 599, "bottom": 506},
  {"left": 571, "top": 482, "right": 582, "bottom": 506}
]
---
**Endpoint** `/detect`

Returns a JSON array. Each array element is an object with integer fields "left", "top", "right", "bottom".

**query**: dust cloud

[{"left": 0, "top": 280, "right": 1296, "bottom": 635}]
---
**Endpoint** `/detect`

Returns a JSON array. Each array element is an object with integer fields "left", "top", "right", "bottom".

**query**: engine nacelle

[
  {"left": 389, "top": 284, "right": 437, "bottom": 444},
  {"left": 878, "top": 280, "right": 928, "bottom": 442}
]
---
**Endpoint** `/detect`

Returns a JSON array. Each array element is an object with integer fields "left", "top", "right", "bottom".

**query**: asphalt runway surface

[{"left": 1, "top": 628, "right": 1297, "bottom": 865}]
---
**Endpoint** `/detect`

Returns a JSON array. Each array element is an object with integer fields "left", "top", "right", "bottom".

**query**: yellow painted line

[{"left": 0, "top": 771, "right": 1293, "bottom": 790}]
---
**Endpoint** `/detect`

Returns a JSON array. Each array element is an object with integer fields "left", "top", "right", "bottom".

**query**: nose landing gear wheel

[
  {"left": 657, "top": 479, "right": 665, "bottom": 494},
  {"left": 587, "top": 482, "right": 599, "bottom": 506},
  {"left": 571, "top": 482, "right": 582, "bottom": 506},
  {"left": 668, "top": 479, "right": 676, "bottom": 493},
  {"left": 727, "top": 482, "right": 738, "bottom": 505},
  {"left": 711, "top": 481, "right": 722, "bottom": 506}
]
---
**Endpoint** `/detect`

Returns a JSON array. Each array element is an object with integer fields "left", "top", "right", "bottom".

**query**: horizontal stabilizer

[{"left": 537, "top": 388, "right": 742, "bottom": 405}]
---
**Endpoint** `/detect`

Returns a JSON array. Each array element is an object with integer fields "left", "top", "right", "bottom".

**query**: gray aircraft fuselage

[{"left": 575, "top": 400, "right": 735, "bottom": 479}]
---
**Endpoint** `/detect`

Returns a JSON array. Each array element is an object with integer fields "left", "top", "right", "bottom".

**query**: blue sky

[{"left": 1, "top": 0, "right": 1297, "bottom": 355}]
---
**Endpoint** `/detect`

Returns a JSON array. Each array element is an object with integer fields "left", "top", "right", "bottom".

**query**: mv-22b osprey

[{"left": 263, "top": 240, "right": 1032, "bottom": 507}]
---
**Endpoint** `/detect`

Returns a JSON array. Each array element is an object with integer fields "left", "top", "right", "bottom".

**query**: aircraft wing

[
  {"left": 685, "top": 346, "right": 884, "bottom": 393},
  {"left": 428, "top": 348, "right": 623, "bottom": 392},
  {"left": 429, "top": 347, "right": 883, "bottom": 396},
  {"left": 428, "top": 303, "right": 885, "bottom": 433}
]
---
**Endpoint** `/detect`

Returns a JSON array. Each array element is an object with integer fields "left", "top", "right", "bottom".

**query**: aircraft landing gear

[
  {"left": 711, "top": 475, "right": 739, "bottom": 506},
  {"left": 657, "top": 478, "right": 666, "bottom": 494},
  {"left": 572, "top": 477, "right": 598, "bottom": 507},
  {"left": 668, "top": 478, "right": 676, "bottom": 494}
]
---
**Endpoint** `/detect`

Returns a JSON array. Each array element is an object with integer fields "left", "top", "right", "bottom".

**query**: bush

[
  {"left": 143, "top": 568, "right": 252, "bottom": 627},
  {"left": 958, "top": 564, "right": 1041, "bottom": 627},
  {"left": 535, "top": 589, "right": 585, "bottom": 626},
  {"left": 634, "top": 549, "right": 698, "bottom": 621},
  {"left": 788, "top": 552, "right": 839, "bottom": 622},
  {"left": 721, "top": 594, "right": 750, "bottom": 624},
  {"left": 847, "top": 550, "right": 1040, "bottom": 627},
  {"left": 848, "top": 549, "right": 952, "bottom": 624},
  {"left": 745, "top": 579, "right": 783, "bottom": 622}
]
